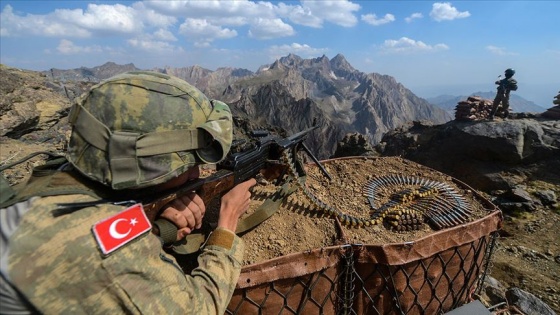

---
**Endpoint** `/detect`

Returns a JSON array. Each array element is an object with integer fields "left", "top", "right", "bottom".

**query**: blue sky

[{"left": 1, "top": 1, "right": 559, "bottom": 106}]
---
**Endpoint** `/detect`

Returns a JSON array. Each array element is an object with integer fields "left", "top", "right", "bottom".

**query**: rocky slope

[{"left": 374, "top": 117, "right": 559, "bottom": 192}]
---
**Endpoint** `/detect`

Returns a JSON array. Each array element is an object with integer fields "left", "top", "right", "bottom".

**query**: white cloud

[
  {"left": 55, "top": 4, "right": 140, "bottom": 34},
  {"left": 57, "top": 39, "right": 103, "bottom": 54},
  {"left": 178, "top": 18, "right": 237, "bottom": 46},
  {"left": 1, "top": 3, "right": 177, "bottom": 38},
  {"left": 1, "top": 0, "right": 361, "bottom": 49},
  {"left": 127, "top": 38, "right": 183, "bottom": 53},
  {"left": 486, "top": 45, "right": 518, "bottom": 56},
  {"left": 405, "top": 13, "right": 423, "bottom": 23},
  {"left": 146, "top": 0, "right": 360, "bottom": 32},
  {"left": 430, "top": 2, "right": 470, "bottom": 21},
  {"left": 144, "top": 0, "right": 276, "bottom": 20},
  {"left": 300, "top": 0, "right": 360, "bottom": 27},
  {"left": 248, "top": 18, "right": 294, "bottom": 40},
  {"left": 267, "top": 43, "right": 329, "bottom": 60},
  {"left": 153, "top": 29, "right": 177, "bottom": 42},
  {"left": 380, "top": 37, "right": 449, "bottom": 53},
  {"left": 361, "top": 13, "right": 395, "bottom": 26},
  {"left": 0, "top": 4, "right": 91, "bottom": 37},
  {"left": 275, "top": 2, "right": 323, "bottom": 28},
  {"left": 131, "top": 2, "right": 177, "bottom": 28}
]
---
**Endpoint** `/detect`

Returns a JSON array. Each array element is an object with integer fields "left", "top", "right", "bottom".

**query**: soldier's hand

[
  {"left": 217, "top": 178, "right": 257, "bottom": 232},
  {"left": 159, "top": 191, "right": 206, "bottom": 240}
]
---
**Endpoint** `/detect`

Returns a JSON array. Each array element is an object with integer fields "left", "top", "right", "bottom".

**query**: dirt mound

[{"left": 226, "top": 157, "right": 493, "bottom": 265}]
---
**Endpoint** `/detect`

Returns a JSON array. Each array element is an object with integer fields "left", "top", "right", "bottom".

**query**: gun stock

[{"left": 142, "top": 170, "right": 234, "bottom": 222}]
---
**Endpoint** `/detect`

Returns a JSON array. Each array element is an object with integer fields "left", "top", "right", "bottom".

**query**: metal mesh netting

[
  {"left": 226, "top": 210, "right": 501, "bottom": 315},
  {"left": 351, "top": 234, "right": 496, "bottom": 314},
  {"left": 228, "top": 267, "right": 341, "bottom": 314}
]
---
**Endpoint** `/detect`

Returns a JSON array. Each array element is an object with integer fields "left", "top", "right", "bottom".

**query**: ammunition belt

[{"left": 282, "top": 151, "right": 473, "bottom": 231}]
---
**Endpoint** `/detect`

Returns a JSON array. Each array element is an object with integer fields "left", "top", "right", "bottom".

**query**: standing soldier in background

[
  {"left": 489, "top": 68, "right": 518, "bottom": 120},
  {"left": 1, "top": 71, "right": 256, "bottom": 314}
]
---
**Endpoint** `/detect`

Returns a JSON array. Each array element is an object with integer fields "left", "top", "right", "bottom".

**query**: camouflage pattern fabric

[
  {"left": 67, "top": 71, "right": 233, "bottom": 190},
  {"left": 497, "top": 77, "right": 518, "bottom": 92},
  {"left": 1, "top": 198, "right": 37, "bottom": 314},
  {"left": 7, "top": 195, "right": 244, "bottom": 314},
  {"left": 491, "top": 78, "right": 517, "bottom": 118}
]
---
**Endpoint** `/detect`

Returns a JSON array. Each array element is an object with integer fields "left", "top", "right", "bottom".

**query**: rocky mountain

[
  {"left": 428, "top": 92, "right": 546, "bottom": 115},
  {"left": 40, "top": 54, "right": 452, "bottom": 159},
  {"left": 157, "top": 65, "right": 254, "bottom": 98},
  {"left": 1, "top": 65, "right": 95, "bottom": 139},
  {"left": 43, "top": 61, "right": 139, "bottom": 82},
  {"left": 205, "top": 53, "right": 451, "bottom": 159}
]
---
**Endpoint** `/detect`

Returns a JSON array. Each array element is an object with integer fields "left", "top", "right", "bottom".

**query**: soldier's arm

[
  {"left": 126, "top": 179, "right": 253, "bottom": 314},
  {"left": 99, "top": 226, "right": 244, "bottom": 315},
  {"left": 185, "top": 228, "right": 244, "bottom": 314}
]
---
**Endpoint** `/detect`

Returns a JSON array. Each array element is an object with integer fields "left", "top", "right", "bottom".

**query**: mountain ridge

[{"left": 38, "top": 54, "right": 451, "bottom": 159}]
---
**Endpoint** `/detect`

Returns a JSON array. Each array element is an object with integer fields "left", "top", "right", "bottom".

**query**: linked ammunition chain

[
  {"left": 364, "top": 175, "right": 473, "bottom": 231},
  {"left": 281, "top": 150, "right": 473, "bottom": 231},
  {"left": 282, "top": 151, "right": 378, "bottom": 227}
]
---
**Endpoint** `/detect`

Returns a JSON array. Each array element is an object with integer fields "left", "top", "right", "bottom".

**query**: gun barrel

[
  {"left": 301, "top": 143, "right": 332, "bottom": 180},
  {"left": 284, "top": 125, "right": 319, "bottom": 144}
]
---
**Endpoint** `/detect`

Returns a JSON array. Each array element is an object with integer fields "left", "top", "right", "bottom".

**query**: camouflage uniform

[
  {"left": 5, "top": 194, "right": 244, "bottom": 314},
  {"left": 489, "top": 70, "right": 518, "bottom": 119},
  {"left": 1, "top": 72, "right": 242, "bottom": 314}
]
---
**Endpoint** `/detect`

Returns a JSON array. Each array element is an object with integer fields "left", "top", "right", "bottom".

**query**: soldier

[
  {"left": 0, "top": 71, "right": 256, "bottom": 314},
  {"left": 489, "top": 68, "right": 518, "bottom": 120}
]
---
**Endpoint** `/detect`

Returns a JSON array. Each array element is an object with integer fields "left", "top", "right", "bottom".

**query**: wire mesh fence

[{"left": 226, "top": 211, "right": 501, "bottom": 315}]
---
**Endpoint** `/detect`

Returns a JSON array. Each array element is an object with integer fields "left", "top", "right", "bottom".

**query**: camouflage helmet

[
  {"left": 505, "top": 68, "right": 515, "bottom": 77},
  {"left": 67, "top": 71, "right": 232, "bottom": 190}
]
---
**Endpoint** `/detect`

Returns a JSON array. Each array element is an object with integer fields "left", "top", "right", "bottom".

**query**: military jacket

[
  {"left": 6, "top": 194, "right": 244, "bottom": 314},
  {"left": 497, "top": 77, "right": 518, "bottom": 92}
]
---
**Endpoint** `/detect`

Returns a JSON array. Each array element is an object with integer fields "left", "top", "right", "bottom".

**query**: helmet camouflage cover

[{"left": 67, "top": 71, "right": 232, "bottom": 190}]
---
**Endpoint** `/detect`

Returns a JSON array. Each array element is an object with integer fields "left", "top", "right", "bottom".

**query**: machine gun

[{"left": 142, "top": 121, "right": 331, "bottom": 223}]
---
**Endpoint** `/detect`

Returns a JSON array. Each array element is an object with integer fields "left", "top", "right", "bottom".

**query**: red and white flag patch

[{"left": 92, "top": 203, "right": 152, "bottom": 256}]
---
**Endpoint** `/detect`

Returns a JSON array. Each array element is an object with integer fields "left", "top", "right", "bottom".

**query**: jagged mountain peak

[
  {"left": 215, "top": 67, "right": 253, "bottom": 78},
  {"left": 277, "top": 54, "right": 332, "bottom": 71},
  {"left": 270, "top": 59, "right": 289, "bottom": 71},
  {"left": 272, "top": 54, "right": 356, "bottom": 80},
  {"left": 330, "top": 54, "right": 355, "bottom": 73},
  {"left": 92, "top": 61, "right": 135, "bottom": 70},
  {"left": 215, "top": 54, "right": 451, "bottom": 158},
  {"left": 315, "top": 54, "right": 330, "bottom": 63},
  {"left": 44, "top": 61, "right": 138, "bottom": 82},
  {"left": 279, "top": 53, "right": 304, "bottom": 67}
]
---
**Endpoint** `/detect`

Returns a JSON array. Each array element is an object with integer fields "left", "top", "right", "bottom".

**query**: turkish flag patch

[{"left": 92, "top": 203, "right": 152, "bottom": 256}]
